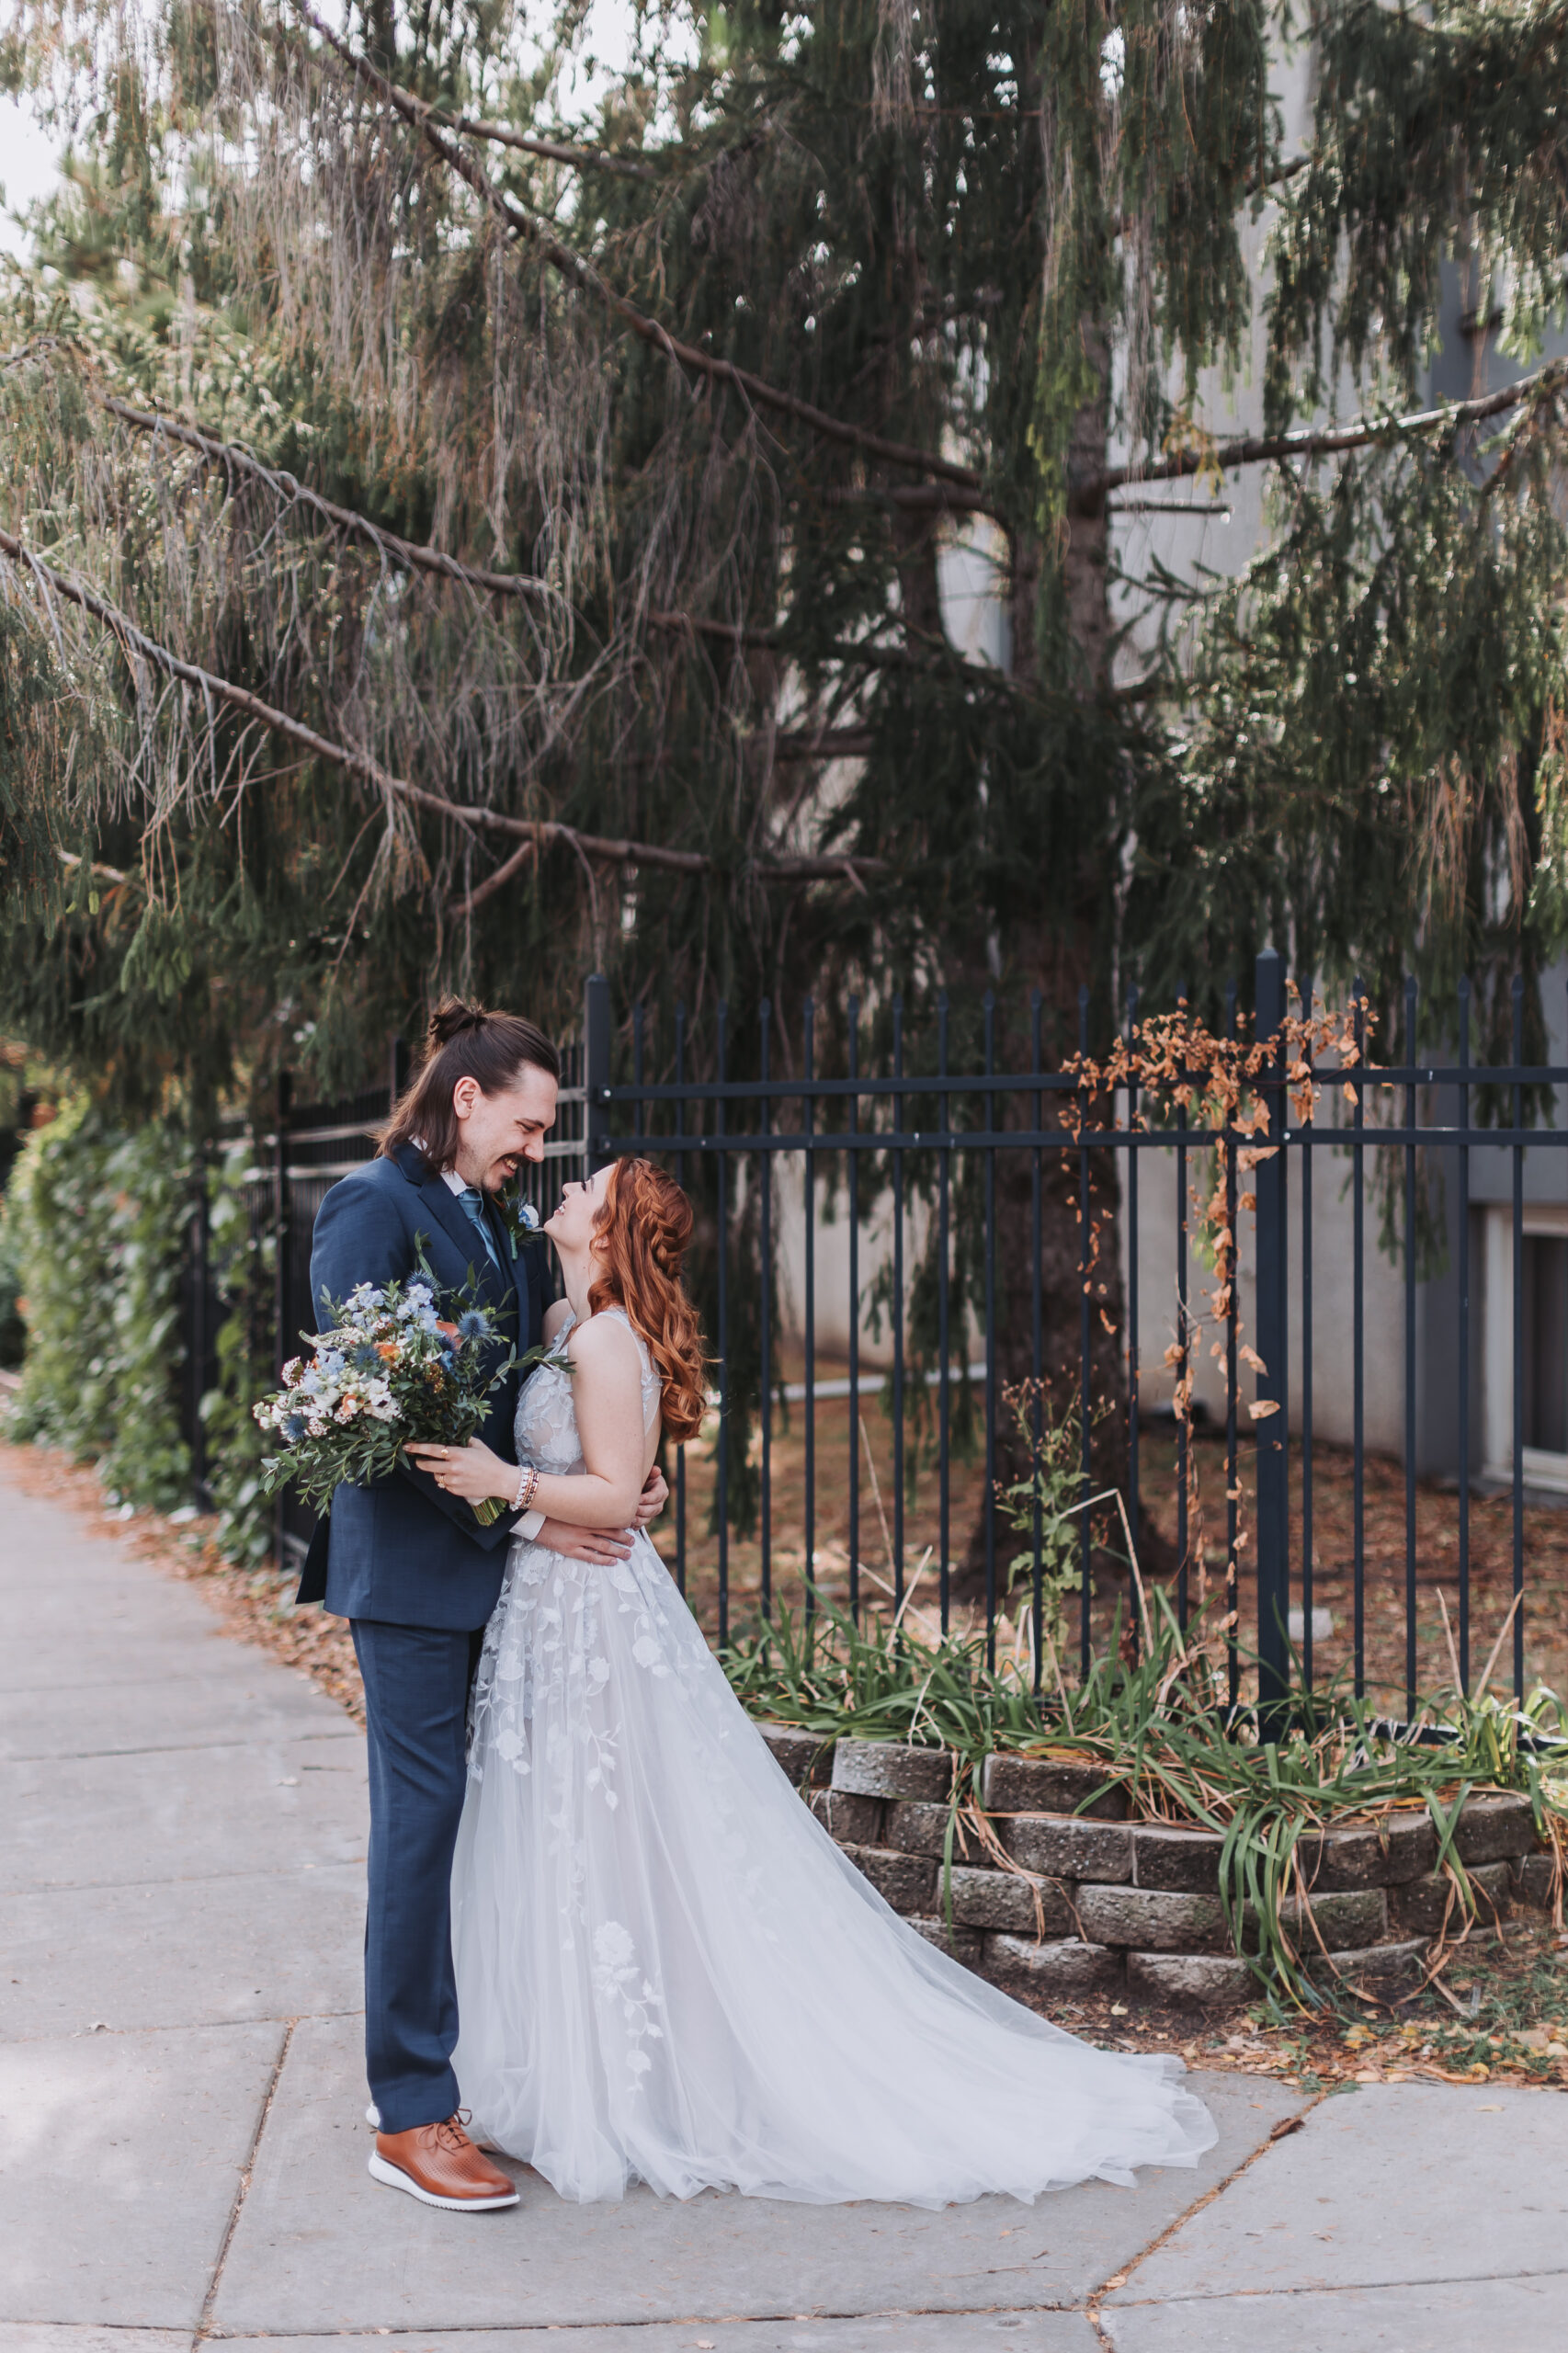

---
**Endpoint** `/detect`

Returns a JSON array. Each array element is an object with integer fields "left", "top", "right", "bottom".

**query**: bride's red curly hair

[{"left": 587, "top": 1158, "right": 710, "bottom": 1443}]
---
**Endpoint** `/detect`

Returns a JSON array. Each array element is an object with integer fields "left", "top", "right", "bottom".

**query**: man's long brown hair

[
  {"left": 380, "top": 996, "right": 560, "bottom": 1173},
  {"left": 586, "top": 1159, "right": 709, "bottom": 1443}
]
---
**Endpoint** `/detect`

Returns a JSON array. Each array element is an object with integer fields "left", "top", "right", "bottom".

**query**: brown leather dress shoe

[{"left": 368, "top": 2112, "right": 519, "bottom": 2211}]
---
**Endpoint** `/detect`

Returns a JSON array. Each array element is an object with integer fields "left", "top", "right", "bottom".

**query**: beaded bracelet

[{"left": 512, "top": 1461, "right": 539, "bottom": 1516}]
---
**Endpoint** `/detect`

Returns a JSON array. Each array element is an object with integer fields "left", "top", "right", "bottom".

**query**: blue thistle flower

[
  {"left": 458, "top": 1310, "right": 488, "bottom": 1340},
  {"left": 283, "top": 1413, "right": 307, "bottom": 1442}
]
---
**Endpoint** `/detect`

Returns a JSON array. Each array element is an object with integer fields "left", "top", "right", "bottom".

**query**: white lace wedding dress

[{"left": 450, "top": 1307, "right": 1216, "bottom": 2207}]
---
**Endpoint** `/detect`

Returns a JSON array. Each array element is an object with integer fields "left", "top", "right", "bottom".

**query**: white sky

[
  {"left": 0, "top": 95, "right": 64, "bottom": 257},
  {"left": 0, "top": 4, "right": 658, "bottom": 263}
]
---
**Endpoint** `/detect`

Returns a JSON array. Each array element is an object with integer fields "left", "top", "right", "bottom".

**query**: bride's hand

[{"left": 405, "top": 1438, "right": 515, "bottom": 1504}]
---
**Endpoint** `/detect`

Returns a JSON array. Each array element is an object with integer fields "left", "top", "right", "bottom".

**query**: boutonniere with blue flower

[{"left": 495, "top": 1184, "right": 543, "bottom": 1260}]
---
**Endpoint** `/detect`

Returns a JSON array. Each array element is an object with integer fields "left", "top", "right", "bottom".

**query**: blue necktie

[{"left": 457, "top": 1185, "right": 502, "bottom": 1276}]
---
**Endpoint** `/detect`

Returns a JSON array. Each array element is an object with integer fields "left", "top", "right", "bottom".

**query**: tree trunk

[
  {"left": 955, "top": 333, "right": 1137, "bottom": 1611},
  {"left": 1064, "top": 324, "right": 1113, "bottom": 695}
]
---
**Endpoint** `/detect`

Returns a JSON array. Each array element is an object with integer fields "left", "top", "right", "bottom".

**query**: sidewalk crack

[
  {"left": 1085, "top": 2091, "right": 1325, "bottom": 2344},
  {"left": 194, "top": 2015, "right": 295, "bottom": 2343},
  {"left": 1108, "top": 2259, "right": 1568, "bottom": 2309}
]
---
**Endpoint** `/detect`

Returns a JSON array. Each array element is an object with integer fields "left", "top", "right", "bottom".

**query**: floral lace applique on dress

[
  {"left": 591, "top": 1920, "right": 666, "bottom": 2093},
  {"left": 469, "top": 1308, "right": 685, "bottom": 1802}
]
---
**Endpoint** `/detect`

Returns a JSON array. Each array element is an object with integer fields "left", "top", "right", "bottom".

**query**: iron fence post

[
  {"left": 190, "top": 1142, "right": 210, "bottom": 1509},
  {"left": 1511, "top": 972, "right": 1526, "bottom": 1699},
  {"left": 1254, "top": 950, "right": 1290, "bottom": 1726},
  {"left": 584, "top": 972, "right": 612, "bottom": 1176},
  {"left": 273, "top": 1068, "right": 292, "bottom": 1573}
]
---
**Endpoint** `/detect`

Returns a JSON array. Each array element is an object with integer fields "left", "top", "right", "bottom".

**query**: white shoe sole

[{"left": 368, "top": 2151, "right": 518, "bottom": 2211}]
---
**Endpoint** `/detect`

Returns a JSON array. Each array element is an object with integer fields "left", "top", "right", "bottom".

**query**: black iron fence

[{"left": 187, "top": 953, "right": 1568, "bottom": 1711}]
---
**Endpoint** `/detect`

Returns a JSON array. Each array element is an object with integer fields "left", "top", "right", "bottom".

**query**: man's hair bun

[
  {"left": 379, "top": 995, "right": 560, "bottom": 1171},
  {"left": 426, "top": 995, "right": 488, "bottom": 1051}
]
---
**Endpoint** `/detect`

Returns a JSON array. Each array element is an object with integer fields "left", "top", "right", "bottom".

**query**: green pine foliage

[
  {"left": 1267, "top": 0, "right": 1568, "bottom": 421},
  {"left": 0, "top": 0, "right": 1563, "bottom": 1097},
  {"left": 1131, "top": 446, "right": 1568, "bottom": 1040}
]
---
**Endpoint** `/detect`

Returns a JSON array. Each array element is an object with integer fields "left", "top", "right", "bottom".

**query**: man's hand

[
  {"left": 634, "top": 1467, "right": 669, "bottom": 1528},
  {"left": 534, "top": 1518, "right": 634, "bottom": 1565}
]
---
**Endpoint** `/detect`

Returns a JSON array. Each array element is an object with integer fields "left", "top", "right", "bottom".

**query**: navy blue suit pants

[{"left": 352, "top": 1618, "right": 484, "bottom": 2133}]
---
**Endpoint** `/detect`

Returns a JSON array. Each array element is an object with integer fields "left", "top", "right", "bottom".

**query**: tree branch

[
  {"left": 775, "top": 726, "right": 878, "bottom": 760},
  {"left": 646, "top": 607, "right": 1016, "bottom": 687},
  {"left": 1078, "top": 357, "right": 1568, "bottom": 510},
  {"left": 1109, "top": 497, "right": 1231, "bottom": 517},
  {"left": 96, "top": 394, "right": 553, "bottom": 600},
  {"left": 1112, "top": 153, "right": 1308, "bottom": 239},
  {"left": 440, "top": 110, "right": 657, "bottom": 181},
  {"left": 1260, "top": 153, "right": 1310, "bottom": 192},
  {"left": 94, "top": 395, "right": 1007, "bottom": 684},
  {"left": 449, "top": 834, "right": 537, "bottom": 917},
  {"left": 0, "top": 530, "right": 881, "bottom": 886},
  {"left": 57, "top": 846, "right": 132, "bottom": 886},
  {"left": 1107, "top": 671, "right": 1182, "bottom": 705},
  {"left": 818, "top": 483, "right": 997, "bottom": 515},
  {"left": 291, "top": 5, "right": 983, "bottom": 495}
]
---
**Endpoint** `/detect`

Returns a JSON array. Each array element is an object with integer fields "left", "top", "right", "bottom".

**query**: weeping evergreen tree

[{"left": 3, "top": 0, "right": 1568, "bottom": 1556}]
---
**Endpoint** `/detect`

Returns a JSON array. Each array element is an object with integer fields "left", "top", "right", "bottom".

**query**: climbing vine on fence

[{"left": 1060, "top": 993, "right": 1377, "bottom": 1640}]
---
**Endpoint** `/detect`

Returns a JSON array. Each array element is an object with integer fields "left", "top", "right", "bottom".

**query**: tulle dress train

[{"left": 449, "top": 1309, "right": 1216, "bottom": 2207}]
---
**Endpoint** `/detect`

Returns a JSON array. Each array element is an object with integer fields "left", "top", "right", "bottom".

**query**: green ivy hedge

[
  {"left": 6, "top": 1098, "right": 189, "bottom": 1505},
  {"left": 2, "top": 1105, "right": 274, "bottom": 1560},
  {"left": 0, "top": 1199, "right": 26, "bottom": 1367},
  {"left": 200, "top": 1139, "right": 275, "bottom": 1568}
]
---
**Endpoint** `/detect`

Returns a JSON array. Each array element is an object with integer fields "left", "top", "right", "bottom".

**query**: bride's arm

[{"left": 408, "top": 1317, "right": 651, "bottom": 1526}]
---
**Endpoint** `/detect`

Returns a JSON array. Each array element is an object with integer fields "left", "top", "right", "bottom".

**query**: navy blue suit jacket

[{"left": 293, "top": 1141, "right": 546, "bottom": 1629}]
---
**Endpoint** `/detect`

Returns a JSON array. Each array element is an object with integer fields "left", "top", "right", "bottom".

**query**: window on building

[
  {"left": 1482, "top": 1208, "right": 1568, "bottom": 1487},
  {"left": 1523, "top": 1233, "right": 1568, "bottom": 1457}
]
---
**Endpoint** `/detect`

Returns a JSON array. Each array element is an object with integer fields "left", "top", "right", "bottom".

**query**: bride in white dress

[{"left": 414, "top": 1158, "right": 1216, "bottom": 2208}]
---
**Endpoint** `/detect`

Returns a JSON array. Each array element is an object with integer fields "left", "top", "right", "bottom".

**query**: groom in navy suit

[{"left": 297, "top": 998, "right": 665, "bottom": 2211}]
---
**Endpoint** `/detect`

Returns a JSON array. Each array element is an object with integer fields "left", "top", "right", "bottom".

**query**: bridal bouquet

[{"left": 254, "top": 1272, "right": 519, "bottom": 1525}]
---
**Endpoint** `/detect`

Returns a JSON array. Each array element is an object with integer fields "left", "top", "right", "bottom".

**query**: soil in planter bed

[{"left": 1051, "top": 1917, "right": 1568, "bottom": 2094}]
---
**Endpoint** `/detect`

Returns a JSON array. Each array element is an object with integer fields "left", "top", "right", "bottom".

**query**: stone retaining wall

[{"left": 759, "top": 1726, "right": 1559, "bottom": 2010}]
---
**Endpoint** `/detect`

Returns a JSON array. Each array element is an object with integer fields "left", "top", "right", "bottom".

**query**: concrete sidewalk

[{"left": 1, "top": 1466, "right": 1564, "bottom": 2352}]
